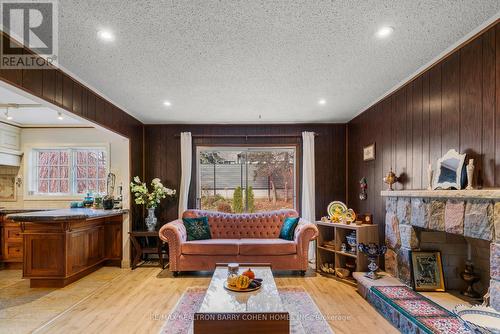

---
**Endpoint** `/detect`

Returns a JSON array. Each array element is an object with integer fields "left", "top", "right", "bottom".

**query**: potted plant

[{"left": 130, "top": 177, "right": 176, "bottom": 231}]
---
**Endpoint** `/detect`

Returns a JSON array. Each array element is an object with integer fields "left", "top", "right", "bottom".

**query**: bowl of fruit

[{"left": 224, "top": 268, "right": 263, "bottom": 292}]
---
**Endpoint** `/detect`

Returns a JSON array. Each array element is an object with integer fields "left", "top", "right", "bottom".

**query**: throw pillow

[
  {"left": 182, "top": 217, "right": 212, "bottom": 241},
  {"left": 279, "top": 217, "right": 300, "bottom": 241}
]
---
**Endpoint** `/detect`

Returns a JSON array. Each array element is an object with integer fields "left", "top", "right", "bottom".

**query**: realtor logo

[{"left": 0, "top": 0, "right": 58, "bottom": 69}]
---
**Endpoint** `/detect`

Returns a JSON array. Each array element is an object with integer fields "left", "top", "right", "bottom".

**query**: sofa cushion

[
  {"left": 182, "top": 217, "right": 212, "bottom": 241},
  {"left": 279, "top": 217, "right": 300, "bottom": 240},
  {"left": 181, "top": 239, "right": 239, "bottom": 255},
  {"left": 238, "top": 238, "right": 296, "bottom": 255}
]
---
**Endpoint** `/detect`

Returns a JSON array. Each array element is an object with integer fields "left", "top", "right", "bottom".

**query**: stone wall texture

[
  {"left": 411, "top": 198, "right": 430, "bottom": 229},
  {"left": 429, "top": 200, "right": 445, "bottom": 231},
  {"left": 494, "top": 202, "right": 500, "bottom": 242},
  {"left": 444, "top": 200, "right": 465, "bottom": 235},
  {"left": 464, "top": 201, "right": 493, "bottom": 241}
]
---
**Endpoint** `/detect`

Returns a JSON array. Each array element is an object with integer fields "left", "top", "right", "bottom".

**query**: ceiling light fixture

[
  {"left": 4, "top": 107, "right": 12, "bottom": 120},
  {"left": 376, "top": 26, "right": 394, "bottom": 38},
  {"left": 163, "top": 100, "right": 172, "bottom": 107},
  {"left": 57, "top": 112, "right": 64, "bottom": 120},
  {"left": 318, "top": 99, "right": 326, "bottom": 106},
  {"left": 97, "top": 29, "right": 115, "bottom": 42}
]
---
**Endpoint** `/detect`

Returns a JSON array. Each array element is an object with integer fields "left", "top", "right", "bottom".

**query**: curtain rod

[{"left": 174, "top": 133, "right": 318, "bottom": 138}]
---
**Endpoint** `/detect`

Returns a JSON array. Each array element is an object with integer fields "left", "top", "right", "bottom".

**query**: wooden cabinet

[
  {"left": 21, "top": 215, "right": 123, "bottom": 287},
  {"left": 315, "top": 221, "right": 379, "bottom": 285},
  {"left": 0, "top": 123, "right": 20, "bottom": 151},
  {"left": 0, "top": 215, "right": 23, "bottom": 268},
  {"left": 0, "top": 123, "right": 22, "bottom": 167}
]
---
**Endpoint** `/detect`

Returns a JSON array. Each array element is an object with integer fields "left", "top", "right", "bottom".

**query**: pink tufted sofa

[{"left": 158, "top": 209, "right": 318, "bottom": 275}]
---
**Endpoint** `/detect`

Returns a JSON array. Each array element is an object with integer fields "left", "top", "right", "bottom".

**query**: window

[
  {"left": 196, "top": 146, "right": 297, "bottom": 213},
  {"left": 29, "top": 147, "right": 108, "bottom": 196}
]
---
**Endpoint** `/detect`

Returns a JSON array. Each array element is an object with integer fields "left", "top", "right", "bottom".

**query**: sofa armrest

[
  {"left": 294, "top": 218, "right": 319, "bottom": 257},
  {"left": 159, "top": 219, "right": 187, "bottom": 243},
  {"left": 159, "top": 220, "right": 186, "bottom": 271}
]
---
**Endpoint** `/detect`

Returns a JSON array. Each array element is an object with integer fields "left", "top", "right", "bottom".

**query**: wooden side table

[{"left": 129, "top": 231, "right": 168, "bottom": 270}]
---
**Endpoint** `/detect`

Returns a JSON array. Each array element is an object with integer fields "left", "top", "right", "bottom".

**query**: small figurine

[
  {"left": 466, "top": 159, "right": 474, "bottom": 190},
  {"left": 359, "top": 177, "right": 367, "bottom": 201},
  {"left": 383, "top": 169, "right": 398, "bottom": 191},
  {"left": 340, "top": 243, "right": 347, "bottom": 252}
]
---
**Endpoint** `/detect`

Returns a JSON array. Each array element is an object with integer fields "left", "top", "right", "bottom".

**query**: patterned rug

[
  {"left": 368, "top": 286, "right": 473, "bottom": 334},
  {"left": 159, "top": 286, "right": 334, "bottom": 334}
]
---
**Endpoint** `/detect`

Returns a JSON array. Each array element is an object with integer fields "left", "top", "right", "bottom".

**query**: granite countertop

[
  {"left": 0, "top": 209, "right": 51, "bottom": 214},
  {"left": 6, "top": 208, "right": 129, "bottom": 222}
]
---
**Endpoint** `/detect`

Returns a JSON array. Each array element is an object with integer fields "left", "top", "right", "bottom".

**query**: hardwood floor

[{"left": 0, "top": 267, "right": 398, "bottom": 334}]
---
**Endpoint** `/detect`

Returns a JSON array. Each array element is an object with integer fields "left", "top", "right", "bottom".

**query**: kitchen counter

[
  {"left": 7, "top": 208, "right": 126, "bottom": 288},
  {"left": 7, "top": 208, "right": 128, "bottom": 222}
]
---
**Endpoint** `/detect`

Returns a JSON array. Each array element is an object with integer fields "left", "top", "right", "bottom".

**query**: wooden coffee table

[{"left": 194, "top": 265, "right": 289, "bottom": 334}]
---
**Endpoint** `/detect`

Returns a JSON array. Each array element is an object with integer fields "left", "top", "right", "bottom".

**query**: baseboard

[{"left": 121, "top": 260, "right": 130, "bottom": 268}]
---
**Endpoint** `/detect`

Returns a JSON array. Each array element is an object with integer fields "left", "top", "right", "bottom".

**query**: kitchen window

[{"left": 28, "top": 147, "right": 108, "bottom": 197}]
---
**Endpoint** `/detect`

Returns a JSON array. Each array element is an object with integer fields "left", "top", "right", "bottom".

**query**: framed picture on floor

[
  {"left": 410, "top": 251, "right": 445, "bottom": 292},
  {"left": 363, "top": 143, "right": 375, "bottom": 161}
]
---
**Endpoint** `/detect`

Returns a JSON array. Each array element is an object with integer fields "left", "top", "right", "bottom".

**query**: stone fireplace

[{"left": 381, "top": 189, "right": 499, "bottom": 311}]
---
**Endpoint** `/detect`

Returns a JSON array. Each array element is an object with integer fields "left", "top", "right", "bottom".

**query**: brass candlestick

[{"left": 460, "top": 262, "right": 481, "bottom": 299}]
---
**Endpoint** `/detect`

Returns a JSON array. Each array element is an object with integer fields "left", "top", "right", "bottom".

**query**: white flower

[{"left": 130, "top": 176, "right": 176, "bottom": 209}]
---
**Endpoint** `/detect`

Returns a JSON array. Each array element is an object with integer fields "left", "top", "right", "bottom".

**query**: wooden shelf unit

[{"left": 315, "top": 221, "right": 378, "bottom": 285}]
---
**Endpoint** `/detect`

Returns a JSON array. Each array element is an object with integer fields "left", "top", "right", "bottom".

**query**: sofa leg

[
  {"left": 300, "top": 270, "right": 306, "bottom": 276},
  {"left": 173, "top": 271, "right": 180, "bottom": 277}
]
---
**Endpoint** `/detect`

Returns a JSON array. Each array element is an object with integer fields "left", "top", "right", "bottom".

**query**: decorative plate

[
  {"left": 345, "top": 209, "right": 357, "bottom": 223},
  {"left": 454, "top": 304, "right": 500, "bottom": 333},
  {"left": 327, "top": 201, "right": 347, "bottom": 221},
  {"left": 223, "top": 281, "right": 262, "bottom": 293}
]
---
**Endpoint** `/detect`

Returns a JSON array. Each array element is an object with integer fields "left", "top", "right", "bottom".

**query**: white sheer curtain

[
  {"left": 301, "top": 131, "right": 316, "bottom": 265},
  {"left": 178, "top": 132, "right": 192, "bottom": 218}
]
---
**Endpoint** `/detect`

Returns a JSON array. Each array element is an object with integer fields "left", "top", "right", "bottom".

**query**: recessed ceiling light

[
  {"left": 57, "top": 112, "right": 64, "bottom": 120},
  {"left": 163, "top": 100, "right": 172, "bottom": 107},
  {"left": 318, "top": 99, "right": 326, "bottom": 106},
  {"left": 97, "top": 29, "right": 115, "bottom": 42},
  {"left": 376, "top": 26, "right": 394, "bottom": 38}
]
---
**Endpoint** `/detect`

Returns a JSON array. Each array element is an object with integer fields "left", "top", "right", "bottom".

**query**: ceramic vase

[
  {"left": 145, "top": 208, "right": 157, "bottom": 231},
  {"left": 466, "top": 159, "right": 474, "bottom": 190},
  {"left": 358, "top": 243, "right": 387, "bottom": 280}
]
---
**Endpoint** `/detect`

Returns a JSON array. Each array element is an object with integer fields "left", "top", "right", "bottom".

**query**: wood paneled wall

[
  {"left": 347, "top": 22, "right": 500, "bottom": 243},
  {"left": 145, "top": 124, "right": 346, "bottom": 224},
  {"left": 0, "top": 32, "right": 144, "bottom": 229}
]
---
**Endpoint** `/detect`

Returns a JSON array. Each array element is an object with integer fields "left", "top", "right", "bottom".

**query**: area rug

[
  {"left": 368, "top": 286, "right": 473, "bottom": 334},
  {"left": 159, "top": 286, "right": 334, "bottom": 334}
]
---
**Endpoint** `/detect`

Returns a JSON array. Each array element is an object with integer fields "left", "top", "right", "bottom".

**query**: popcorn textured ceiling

[{"left": 58, "top": 1, "right": 499, "bottom": 123}]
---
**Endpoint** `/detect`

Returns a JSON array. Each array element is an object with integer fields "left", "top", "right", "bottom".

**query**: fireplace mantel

[{"left": 381, "top": 189, "right": 500, "bottom": 200}]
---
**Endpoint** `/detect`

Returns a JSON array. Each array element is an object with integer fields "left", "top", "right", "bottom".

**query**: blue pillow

[
  {"left": 279, "top": 217, "right": 300, "bottom": 241},
  {"left": 182, "top": 217, "right": 212, "bottom": 241}
]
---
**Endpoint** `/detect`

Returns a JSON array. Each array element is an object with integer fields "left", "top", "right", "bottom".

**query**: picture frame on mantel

[
  {"left": 363, "top": 143, "right": 375, "bottom": 161},
  {"left": 410, "top": 251, "right": 445, "bottom": 292}
]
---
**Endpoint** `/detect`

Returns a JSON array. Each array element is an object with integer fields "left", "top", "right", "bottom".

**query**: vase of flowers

[{"left": 130, "top": 176, "right": 176, "bottom": 231}]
